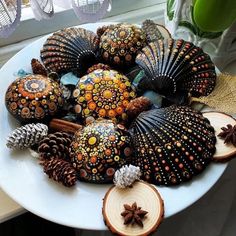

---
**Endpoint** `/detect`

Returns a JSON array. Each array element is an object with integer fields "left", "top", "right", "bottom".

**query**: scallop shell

[
  {"left": 135, "top": 39, "right": 216, "bottom": 98},
  {"left": 40, "top": 27, "right": 99, "bottom": 76},
  {"left": 70, "top": 119, "right": 133, "bottom": 183},
  {"left": 128, "top": 106, "right": 216, "bottom": 186},
  {"left": 142, "top": 19, "right": 172, "bottom": 42}
]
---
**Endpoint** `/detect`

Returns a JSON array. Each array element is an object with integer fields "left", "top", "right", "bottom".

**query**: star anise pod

[
  {"left": 121, "top": 202, "right": 148, "bottom": 227},
  {"left": 218, "top": 124, "right": 236, "bottom": 147}
]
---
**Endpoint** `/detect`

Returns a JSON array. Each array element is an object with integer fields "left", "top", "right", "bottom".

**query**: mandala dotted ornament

[
  {"left": 70, "top": 119, "right": 133, "bottom": 183},
  {"left": 5, "top": 74, "right": 64, "bottom": 122},
  {"left": 73, "top": 69, "right": 136, "bottom": 123},
  {"left": 98, "top": 23, "right": 146, "bottom": 67}
]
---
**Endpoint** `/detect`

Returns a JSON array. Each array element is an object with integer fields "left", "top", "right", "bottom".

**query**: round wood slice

[
  {"left": 203, "top": 112, "right": 236, "bottom": 162},
  {"left": 102, "top": 181, "right": 164, "bottom": 236}
]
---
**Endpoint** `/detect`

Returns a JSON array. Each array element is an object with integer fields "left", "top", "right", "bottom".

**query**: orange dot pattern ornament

[
  {"left": 70, "top": 119, "right": 133, "bottom": 183},
  {"left": 73, "top": 69, "right": 136, "bottom": 123},
  {"left": 5, "top": 74, "right": 64, "bottom": 123},
  {"left": 98, "top": 23, "right": 146, "bottom": 67}
]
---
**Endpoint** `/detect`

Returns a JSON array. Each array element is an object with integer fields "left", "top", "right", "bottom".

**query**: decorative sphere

[
  {"left": 70, "top": 119, "right": 133, "bottom": 183},
  {"left": 99, "top": 24, "right": 146, "bottom": 67},
  {"left": 73, "top": 69, "right": 136, "bottom": 123},
  {"left": 5, "top": 74, "right": 64, "bottom": 123}
]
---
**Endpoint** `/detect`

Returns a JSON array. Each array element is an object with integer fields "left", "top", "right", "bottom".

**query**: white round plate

[{"left": 0, "top": 23, "right": 227, "bottom": 230}]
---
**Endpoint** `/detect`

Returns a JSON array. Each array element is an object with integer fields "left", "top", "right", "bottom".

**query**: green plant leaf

[
  {"left": 167, "top": 0, "right": 175, "bottom": 21},
  {"left": 179, "top": 21, "right": 197, "bottom": 35}
]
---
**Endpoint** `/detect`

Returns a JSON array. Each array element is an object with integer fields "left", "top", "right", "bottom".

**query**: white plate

[{"left": 0, "top": 23, "right": 227, "bottom": 230}]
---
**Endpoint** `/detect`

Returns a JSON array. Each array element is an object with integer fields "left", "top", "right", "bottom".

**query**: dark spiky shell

[
  {"left": 128, "top": 106, "right": 216, "bottom": 186},
  {"left": 40, "top": 27, "right": 99, "bottom": 76},
  {"left": 70, "top": 119, "right": 133, "bottom": 183},
  {"left": 98, "top": 23, "right": 146, "bottom": 67},
  {"left": 5, "top": 75, "right": 64, "bottom": 123},
  {"left": 73, "top": 69, "right": 136, "bottom": 123},
  {"left": 135, "top": 39, "right": 216, "bottom": 98}
]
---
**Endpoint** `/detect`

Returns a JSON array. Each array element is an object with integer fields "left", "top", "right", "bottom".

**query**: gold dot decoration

[
  {"left": 129, "top": 106, "right": 216, "bottom": 186},
  {"left": 73, "top": 69, "right": 136, "bottom": 123},
  {"left": 70, "top": 119, "right": 133, "bottom": 183},
  {"left": 5, "top": 74, "right": 64, "bottom": 122},
  {"left": 99, "top": 23, "right": 146, "bottom": 67}
]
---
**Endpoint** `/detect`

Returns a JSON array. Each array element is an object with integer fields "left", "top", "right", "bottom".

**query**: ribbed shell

[
  {"left": 128, "top": 106, "right": 216, "bottom": 186},
  {"left": 40, "top": 27, "right": 99, "bottom": 76},
  {"left": 135, "top": 39, "right": 216, "bottom": 97}
]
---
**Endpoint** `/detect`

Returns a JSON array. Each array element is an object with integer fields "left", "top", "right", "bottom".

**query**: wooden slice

[
  {"left": 102, "top": 181, "right": 164, "bottom": 236},
  {"left": 203, "top": 112, "right": 236, "bottom": 162}
]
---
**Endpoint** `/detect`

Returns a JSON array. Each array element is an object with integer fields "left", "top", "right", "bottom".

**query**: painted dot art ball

[
  {"left": 5, "top": 74, "right": 64, "bottom": 123},
  {"left": 73, "top": 69, "right": 136, "bottom": 123},
  {"left": 70, "top": 119, "right": 133, "bottom": 183}
]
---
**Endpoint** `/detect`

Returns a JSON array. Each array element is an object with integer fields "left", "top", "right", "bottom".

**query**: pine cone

[
  {"left": 126, "top": 97, "right": 152, "bottom": 120},
  {"left": 38, "top": 132, "right": 72, "bottom": 160},
  {"left": 31, "top": 58, "right": 47, "bottom": 76},
  {"left": 6, "top": 123, "right": 48, "bottom": 150},
  {"left": 113, "top": 165, "right": 142, "bottom": 188},
  {"left": 40, "top": 157, "right": 77, "bottom": 187}
]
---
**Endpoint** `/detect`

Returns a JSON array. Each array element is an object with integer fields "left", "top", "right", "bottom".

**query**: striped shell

[
  {"left": 135, "top": 39, "right": 216, "bottom": 98},
  {"left": 128, "top": 106, "right": 216, "bottom": 186},
  {"left": 40, "top": 27, "right": 99, "bottom": 76}
]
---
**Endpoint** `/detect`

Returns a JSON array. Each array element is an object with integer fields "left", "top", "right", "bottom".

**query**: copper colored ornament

[
  {"left": 5, "top": 74, "right": 64, "bottom": 123},
  {"left": 98, "top": 23, "right": 146, "bottom": 67},
  {"left": 70, "top": 119, "right": 133, "bottom": 183}
]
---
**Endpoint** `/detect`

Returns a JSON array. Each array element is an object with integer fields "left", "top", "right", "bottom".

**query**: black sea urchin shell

[
  {"left": 128, "top": 106, "right": 216, "bottom": 186},
  {"left": 40, "top": 27, "right": 99, "bottom": 76},
  {"left": 135, "top": 39, "right": 216, "bottom": 98}
]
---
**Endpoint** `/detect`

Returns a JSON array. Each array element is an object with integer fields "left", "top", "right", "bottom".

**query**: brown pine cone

[
  {"left": 40, "top": 157, "right": 77, "bottom": 187},
  {"left": 31, "top": 58, "right": 47, "bottom": 76},
  {"left": 126, "top": 97, "right": 152, "bottom": 120},
  {"left": 38, "top": 132, "right": 72, "bottom": 160}
]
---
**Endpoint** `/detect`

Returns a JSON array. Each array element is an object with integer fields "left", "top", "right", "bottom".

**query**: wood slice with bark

[{"left": 102, "top": 181, "right": 164, "bottom": 236}]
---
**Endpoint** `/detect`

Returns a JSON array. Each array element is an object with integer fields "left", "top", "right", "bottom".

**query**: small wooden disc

[
  {"left": 102, "top": 181, "right": 164, "bottom": 236},
  {"left": 203, "top": 112, "right": 236, "bottom": 162}
]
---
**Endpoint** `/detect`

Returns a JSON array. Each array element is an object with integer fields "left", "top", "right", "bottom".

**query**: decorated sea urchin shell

[
  {"left": 135, "top": 39, "right": 216, "bottom": 98},
  {"left": 73, "top": 69, "right": 136, "bottom": 123},
  {"left": 40, "top": 27, "right": 99, "bottom": 76},
  {"left": 70, "top": 119, "right": 133, "bottom": 183},
  {"left": 5, "top": 74, "right": 64, "bottom": 123},
  {"left": 129, "top": 105, "right": 216, "bottom": 186},
  {"left": 98, "top": 23, "right": 146, "bottom": 67}
]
